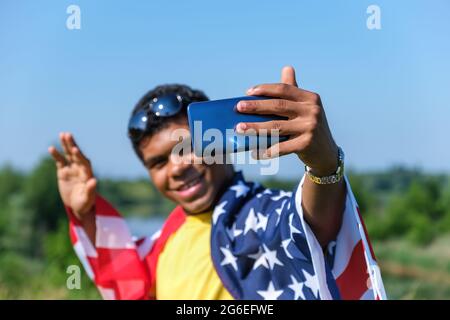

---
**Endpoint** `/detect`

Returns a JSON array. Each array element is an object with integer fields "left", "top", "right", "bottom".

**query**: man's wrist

[
  {"left": 305, "top": 147, "right": 345, "bottom": 185},
  {"left": 74, "top": 204, "right": 96, "bottom": 222},
  {"left": 308, "top": 159, "right": 339, "bottom": 177},
  {"left": 307, "top": 144, "right": 339, "bottom": 176}
]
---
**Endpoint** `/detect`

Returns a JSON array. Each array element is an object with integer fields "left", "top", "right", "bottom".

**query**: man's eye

[{"left": 149, "top": 159, "right": 166, "bottom": 169}]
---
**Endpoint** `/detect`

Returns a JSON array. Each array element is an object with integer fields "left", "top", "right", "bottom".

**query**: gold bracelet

[{"left": 305, "top": 147, "right": 345, "bottom": 185}]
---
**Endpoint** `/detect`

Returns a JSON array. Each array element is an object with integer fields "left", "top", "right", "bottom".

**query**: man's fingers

[
  {"left": 62, "top": 132, "right": 84, "bottom": 165},
  {"left": 237, "top": 99, "right": 303, "bottom": 118},
  {"left": 58, "top": 132, "right": 94, "bottom": 180},
  {"left": 247, "top": 83, "right": 313, "bottom": 102},
  {"left": 48, "top": 146, "right": 66, "bottom": 169},
  {"left": 72, "top": 146, "right": 94, "bottom": 180},
  {"left": 66, "top": 133, "right": 79, "bottom": 149},
  {"left": 59, "top": 132, "right": 69, "bottom": 155},
  {"left": 236, "top": 117, "right": 315, "bottom": 136},
  {"left": 261, "top": 140, "right": 296, "bottom": 159},
  {"left": 260, "top": 135, "right": 310, "bottom": 160},
  {"left": 67, "top": 133, "right": 89, "bottom": 165},
  {"left": 281, "top": 66, "right": 298, "bottom": 87},
  {"left": 60, "top": 132, "right": 75, "bottom": 163},
  {"left": 236, "top": 119, "right": 299, "bottom": 136},
  {"left": 72, "top": 146, "right": 90, "bottom": 167}
]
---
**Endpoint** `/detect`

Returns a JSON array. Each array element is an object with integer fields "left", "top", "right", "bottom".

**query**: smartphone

[{"left": 187, "top": 96, "right": 288, "bottom": 157}]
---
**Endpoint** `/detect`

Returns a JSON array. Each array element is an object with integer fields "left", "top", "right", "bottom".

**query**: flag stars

[
  {"left": 288, "top": 275, "right": 305, "bottom": 300},
  {"left": 244, "top": 208, "right": 259, "bottom": 234},
  {"left": 302, "top": 269, "right": 319, "bottom": 299},
  {"left": 220, "top": 246, "right": 238, "bottom": 271},
  {"left": 211, "top": 177, "right": 343, "bottom": 300},
  {"left": 244, "top": 209, "right": 270, "bottom": 235},
  {"left": 253, "top": 251, "right": 269, "bottom": 269},
  {"left": 253, "top": 244, "right": 284, "bottom": 270},
  {"left": 264, "top": 244, "right": 284, "bottom": 269},
  {"left": 257, "top": 282, "right": 284, "bottom": 300},
  {"left": 230, "top": 180, "right": 250, "bottom": 198},
  {"left": 212, "top": 201, "right": 228, "bottom": 224}
]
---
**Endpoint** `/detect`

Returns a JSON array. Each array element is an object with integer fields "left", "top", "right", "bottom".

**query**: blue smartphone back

[{"left": 187, "top": 96, "right": 288, "bottom": 157}]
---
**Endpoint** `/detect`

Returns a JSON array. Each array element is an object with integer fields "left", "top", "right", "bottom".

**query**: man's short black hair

[{"left": 129, "top": 84, "right": 209, "bottom": 162}]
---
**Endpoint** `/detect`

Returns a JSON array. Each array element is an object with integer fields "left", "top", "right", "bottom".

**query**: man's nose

[{"left": 168, "top": 152, "right": 194, "bottom": 178}]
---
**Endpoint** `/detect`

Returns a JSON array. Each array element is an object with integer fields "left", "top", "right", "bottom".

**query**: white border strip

[{"left": 294, "top": 174, "right": 333, "bottom": 300}]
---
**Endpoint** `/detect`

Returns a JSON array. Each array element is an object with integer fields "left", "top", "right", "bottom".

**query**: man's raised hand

[
  {"left": 48, "top": 132, "right": 96, "bottom": 220},
  {"left": 237, "top": 66, "right": 339, "bottom": 176}
]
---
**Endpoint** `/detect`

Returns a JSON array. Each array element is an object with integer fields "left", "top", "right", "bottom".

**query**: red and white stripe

[
  {"left": 67, "top": 196, "right": 159, "bottom": 299},
  {"left": 295, "top": 175, "right": 386, "bottom": 300},
  {"left": 67, "top": 196, "right": 187, "bottom": 300}
]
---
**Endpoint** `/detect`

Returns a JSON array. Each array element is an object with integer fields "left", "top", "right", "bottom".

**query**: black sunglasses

[{"left": 128, "top": 94, "right": 186, "bottom": 143}]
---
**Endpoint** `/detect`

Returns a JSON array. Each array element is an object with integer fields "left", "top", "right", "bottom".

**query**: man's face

[{"left": 139, "top": 118, "right": 233, "bottom": 214}]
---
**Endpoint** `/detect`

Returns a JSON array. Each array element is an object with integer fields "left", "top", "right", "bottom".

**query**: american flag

[{"left": 66, "top": 171, "right": 386, "bottom": 300}]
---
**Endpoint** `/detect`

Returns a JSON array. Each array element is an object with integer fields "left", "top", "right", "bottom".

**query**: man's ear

[{"left": 281, "top": 66, "right": 298, "bottom": 87}]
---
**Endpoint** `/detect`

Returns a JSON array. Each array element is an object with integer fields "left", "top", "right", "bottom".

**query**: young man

[{"left": 49, "top": 66, "right": 385, "bottom": 300}]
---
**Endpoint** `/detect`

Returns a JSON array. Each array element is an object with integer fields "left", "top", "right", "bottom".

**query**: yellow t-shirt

[{"left": 156, "top": 212, "right": 233, "bottom": 300}]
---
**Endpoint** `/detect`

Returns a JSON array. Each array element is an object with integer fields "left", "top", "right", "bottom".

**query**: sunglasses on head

[{"left": 127, "top": 94, "right": 186, "bottom": 143}]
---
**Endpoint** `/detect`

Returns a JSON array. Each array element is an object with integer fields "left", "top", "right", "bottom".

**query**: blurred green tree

[
  {"left": 22, "top": 157, "right": 65, "bottom": 255},
  {"left": 378, "top": 178, "right": 443, "bottom": 244}
]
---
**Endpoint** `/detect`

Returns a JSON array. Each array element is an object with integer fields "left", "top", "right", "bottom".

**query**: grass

[{"left": 374, "top": 236, "right": 450, "bottom": 299}]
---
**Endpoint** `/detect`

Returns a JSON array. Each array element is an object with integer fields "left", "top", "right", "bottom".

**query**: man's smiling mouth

[
  {"left": 172, "top": 172, "right": 206, "bottom": 200},
  {"left": 177, "top": 174, "right": 203, "bottom": 191}
]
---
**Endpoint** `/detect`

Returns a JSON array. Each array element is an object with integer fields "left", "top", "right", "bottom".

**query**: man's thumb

[
  {"left": 281, "top": 65, "right": 298, "bottom": 87},
  {"left": 86, "top": 178, "right": 97, "bottom": 193}
]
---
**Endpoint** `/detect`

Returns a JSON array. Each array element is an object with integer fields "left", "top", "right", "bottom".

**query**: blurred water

[{"left": 126, "top": 216, "right": 166, "bottom": 238}]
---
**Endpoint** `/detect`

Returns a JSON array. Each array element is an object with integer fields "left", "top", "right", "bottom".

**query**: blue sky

[{"left": 1, "top": 0, "right": 449, "bottom": 180}]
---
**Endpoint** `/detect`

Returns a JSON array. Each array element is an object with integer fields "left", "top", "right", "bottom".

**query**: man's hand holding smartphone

[{"left": 236, "top": 66, "right": 339, "bottom": 177}]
